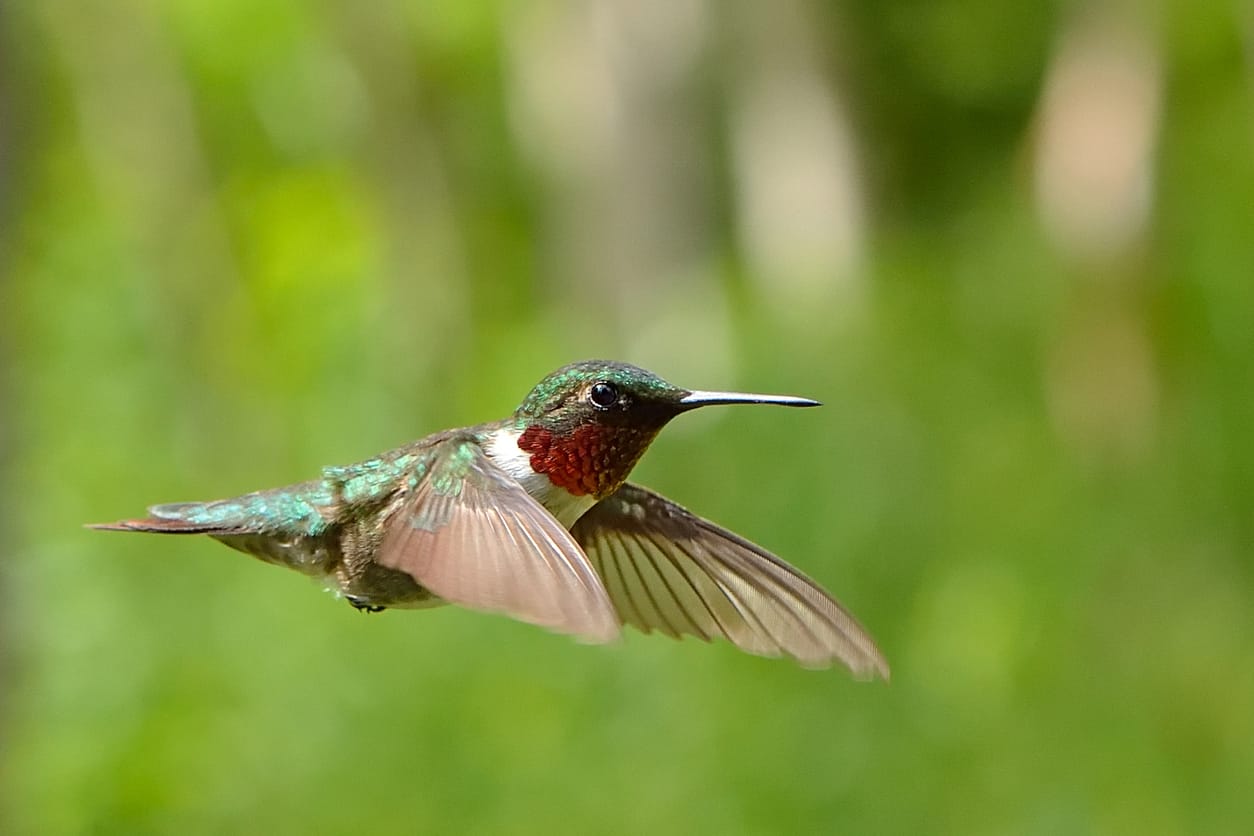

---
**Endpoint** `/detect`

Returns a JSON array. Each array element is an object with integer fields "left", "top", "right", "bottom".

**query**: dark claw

[{"left": 346, "top": 595, "right": 386, "bottom": 613}]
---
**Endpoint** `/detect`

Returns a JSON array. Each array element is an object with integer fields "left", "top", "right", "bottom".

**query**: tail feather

[
  {"left": 89, "top": 484, "right": 331, "bottom": 537},
  {"left": 88, "top": 500, "right": 242, "bottom": 534},
  {"left": 86, "top": 517, "right": 229, "bottom": 534}
]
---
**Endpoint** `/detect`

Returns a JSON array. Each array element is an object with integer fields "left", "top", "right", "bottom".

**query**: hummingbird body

[{"left": 93, "top": 361, "right": 889, "bottom": 678}]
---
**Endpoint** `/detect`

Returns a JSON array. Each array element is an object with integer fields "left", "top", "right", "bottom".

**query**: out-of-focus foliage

[{"left": 2, "top": 1, "right": 1252, "bottom": 833}]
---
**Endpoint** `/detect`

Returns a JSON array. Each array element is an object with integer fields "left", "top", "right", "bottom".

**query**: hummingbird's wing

[
  {"left": 375, "top": 438, "right": 620, "bottom": 643},
  {"left": 570, "top": 483, "right": 889, "bottom": 678}
]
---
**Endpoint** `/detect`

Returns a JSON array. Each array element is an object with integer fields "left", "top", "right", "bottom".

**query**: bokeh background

[{"left": 2, "top": 1, "right": 1253, "bottom": 833}]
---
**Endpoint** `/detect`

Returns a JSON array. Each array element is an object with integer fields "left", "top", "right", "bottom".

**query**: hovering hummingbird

[{"left": 92, "top": 360, "right": 888, "bottom": 678}]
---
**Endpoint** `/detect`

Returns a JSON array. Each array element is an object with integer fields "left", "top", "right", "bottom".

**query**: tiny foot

[{"left": 345, "top": 595, "right": 386, "bottom": 613}]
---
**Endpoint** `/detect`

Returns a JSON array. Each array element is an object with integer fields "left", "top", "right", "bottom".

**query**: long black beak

[{"left": 677, "top": 390, "right": 821, "bottom": 410}]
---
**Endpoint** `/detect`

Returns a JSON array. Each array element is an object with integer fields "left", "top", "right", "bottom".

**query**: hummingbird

[{"left": 92, "top": 360, "right": 888, "bottom": 678}]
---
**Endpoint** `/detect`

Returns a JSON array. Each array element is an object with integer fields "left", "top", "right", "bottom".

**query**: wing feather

[
  {"left": 571, "top": 483, "right": 889, "bottom": 677},
  {"left": 377, "top": 439, "right": 619, "bottom": 642}
]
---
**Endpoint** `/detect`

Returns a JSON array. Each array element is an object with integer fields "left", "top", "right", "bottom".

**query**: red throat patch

[{"left": 518, "top": 423, "right": 657, "bottom": 498}]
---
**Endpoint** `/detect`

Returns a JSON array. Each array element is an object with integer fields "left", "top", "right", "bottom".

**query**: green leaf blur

[{"left": 3, "top": 2, "right": 1252, "bottom": 834}]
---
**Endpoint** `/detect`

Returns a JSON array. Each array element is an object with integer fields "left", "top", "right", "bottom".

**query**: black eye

[{"left": 588, "top": 381, "right": 619, "bottom": 408}]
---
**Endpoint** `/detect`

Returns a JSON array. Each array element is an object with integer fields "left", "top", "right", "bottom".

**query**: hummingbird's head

[{"left": 511, "top": 360, "right": 819, "bottom": 499}]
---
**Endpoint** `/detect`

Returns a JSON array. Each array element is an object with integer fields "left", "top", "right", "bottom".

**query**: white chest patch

[{"left": 482, "top": 427, "right": 597, "bottom": 528}]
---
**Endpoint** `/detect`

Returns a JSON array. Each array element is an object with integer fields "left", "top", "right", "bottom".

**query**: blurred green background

[{"left": 2, "top": 1, "right": 1252, "bottom": 833}]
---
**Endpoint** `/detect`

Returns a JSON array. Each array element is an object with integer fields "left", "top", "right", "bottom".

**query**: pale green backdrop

[{"left": 2, "top": 2, "right": 1252, "bottom": 834}]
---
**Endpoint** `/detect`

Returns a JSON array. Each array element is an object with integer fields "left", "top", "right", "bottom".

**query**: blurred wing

[
  {"left": 377, "top": 438, "right": 619, "bottom": 643},
  {"left": 571, "top": 483, "right": 889, "bottom": 678}
]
